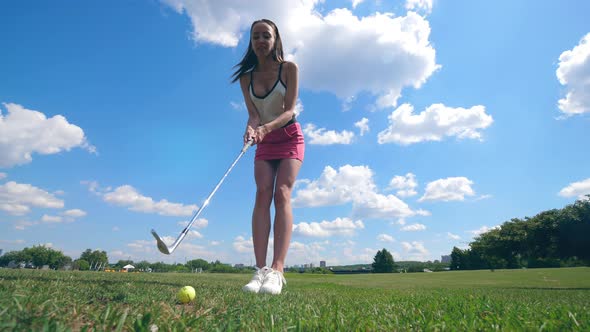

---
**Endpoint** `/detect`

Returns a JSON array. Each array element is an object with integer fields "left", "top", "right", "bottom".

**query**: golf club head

[{"left": 151, "top": 229, "right": 171, "bottom": 255}]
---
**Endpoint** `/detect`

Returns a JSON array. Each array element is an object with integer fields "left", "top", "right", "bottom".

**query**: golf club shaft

[{"left": 157, "top": 140, "right": 253, "bottom": 253}]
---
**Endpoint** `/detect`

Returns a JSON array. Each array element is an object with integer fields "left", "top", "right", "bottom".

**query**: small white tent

[{"left": 123, "top": 264, "right": 135, "bottom": 272}]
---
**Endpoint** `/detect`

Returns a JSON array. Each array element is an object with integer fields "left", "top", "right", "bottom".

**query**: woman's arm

[{"left": 239, "top": 74, "right": 261, "bottom": 143}]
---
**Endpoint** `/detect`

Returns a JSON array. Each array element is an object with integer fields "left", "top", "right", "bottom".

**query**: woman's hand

[
  {"left": 244, "top": 125, "right": 256, "bottom": 145},
  {"left": 254, "top": 124, "right": 271, "bottom": 144}
]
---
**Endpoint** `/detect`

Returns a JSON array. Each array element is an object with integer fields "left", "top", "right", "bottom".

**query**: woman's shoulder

[
  {"left": 239, "top": 71, "right": 252, "bottom": 85},
  {"left": 282, "top": 61, "right": 298, "bottom": 72}
]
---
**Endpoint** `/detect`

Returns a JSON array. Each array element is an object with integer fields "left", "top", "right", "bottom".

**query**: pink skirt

[{"left": 255, "top": 122, "right": 305, "bottom": 162}]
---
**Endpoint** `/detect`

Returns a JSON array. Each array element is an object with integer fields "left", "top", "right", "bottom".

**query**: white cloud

[
  {"left": 388, "top": 173, "right": 418, "bottom": 197},
  {"left": 294, "top": 100, "right": 304, "bottom": 116},
  {"left": 81, "top": 180, "right": 113, "bottom": 196},
  {"left": 125, "top": 238, "right": 216, "bottom": 263},
  {"left": 189, "top": 230, "right": 204, "bottom": 239},
  {"left": 160, "top": 0, "right": 302, "bottom": 47},
  {"left": 288, "top": 240, "right": 330, "bottom": 265},
  {"left": 63, "top": 209, "right": 87, "bottom": 218},
  {"left": 0, "top": 103, "right": 95, "bottom": 168},
  {"left": 400, "top": 223, "right": 426, "bottom": 231},
  {"left": 559, "top": 178, "right": 590, "bottom": 200},
  {"left": 233, "top": 236, "right": 253, "bottom": 254},
  {"left": 342, "top": 96, "right": 356, "bottom": 112},
  {"left": 406, "top": 0, "right": 433, "bottom": 14},
  {"left": 108, "top": 250, "right": 132, "bottom": 262},
  {"left": 351, "top": 0, "right": 364, "bottom": 9},
  {"left": 419, "top": 177, "right": 476, "bottom": 202},
  {"left": 378, "top": 103, "right": 493, "bottom": 145},
  {"left": 178, "top": 218, "right": 208, "bottom": 229},
  {"left": 342, "top": 246, "right": 379, "bottom": 265},
  {"left": 0, "top": 173, "right": 6, "bottom": 180},
  {"left": 161, "top": 1, "right": 439, "bottom": 109},
  {"left": 41, "top": 215, "right": 63, "bottom": 223},
  {"left": 293, "top": 165, "right": 418, "bottom": 219},
  {"left": 229, "top": 101, "right": 245, "bottom": 111},
  {"left": 354, "top": 118, "right": 369, "bottom": 136},
  {"left": 101, "top": 185, "right": 197, "bottom": 217},
  {"left": 41, "top": 210, "right": 86, "bottom": 225},
  {"left": 475, "top": 194, "right": 492, "bottom": 201},
  {"left": 0, "top": 239, "right": 25, "bottom": 245},
  {"left": 468, "top": 225, "right": 500, "bottom": 236},
  {"left": 0, "top": 181, "right": 64, "bottom": 215},
  {"left": 352, "top": 191, "right": 415, "bottom": 219},
  {"left": 338, "top": 240, "right": 356, "bottom": 247},
  {"left": 293, "top": 217, "right": 364, "bottom": 237},
  {"left": 556, "top": 33, "right": 590, "bottom": 116},
  {"left": 292, "top": 9, "right": 439, "bottom": 109},
  {"left": 293, "top": 165, "right": 376, "bottom": 207},
  {"left": 401, "top": 241, "right": 429, "bottom": 260},
  {"left": 447, "top": 232, "right": 461, "bottom": 240},
  {"left": 417, "top": 210, "right": 431, "bottom": 216},
  {"left": 127, "top": 240, "right": 154, "bottom": 251},
  {"left": 303, "top": 124, "right": 354, "bottom": 145},
  {"left": 377, "top": 234, "right": 395, "bottom": 243},
  {"left": 13, "top": 220, "right": 37, "bottom": 230}
]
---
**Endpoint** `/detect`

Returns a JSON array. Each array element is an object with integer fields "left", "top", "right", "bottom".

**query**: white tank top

[{"left": 249, "top": 63, "right": 287, "bottom": 125}]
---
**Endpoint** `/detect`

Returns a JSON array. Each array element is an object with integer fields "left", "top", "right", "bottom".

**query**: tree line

[
  {"left": 3, "top": 198, "right": 586, "bottom": 273},
  {"left": 0, "top": 245, "right": 437, "bottom": 274},
  {"left": 451, "top": 197, "right": 590, "bottom": 270},
  {"left": 0, "top": 247, "right": 109, "bottom": 270},
  {"left": 0, "top": 247, "right": 246, "bottom": 273}
]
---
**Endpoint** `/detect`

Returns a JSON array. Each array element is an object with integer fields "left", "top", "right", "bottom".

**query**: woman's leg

[
  {"left": 271, "top": 158, "right": 302, "bottom": 272},
  {"left": 252, "top": 160, "right": 277, "bottom": 268}
]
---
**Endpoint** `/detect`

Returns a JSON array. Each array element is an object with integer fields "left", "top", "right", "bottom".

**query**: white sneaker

[
  {"left": 242, "top": 266, "right": 271, "bottom": 293},
  {"left": 259, "top": 269, "right": 287, "bottom": 295}
]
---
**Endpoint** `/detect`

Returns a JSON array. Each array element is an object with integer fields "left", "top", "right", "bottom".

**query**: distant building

[
  {"left": 234, "top": 264, "right": 244, "bottom": 268},
  {"left": 320, "top": 261, "right": 326, "bottom": 268},
  {"left": 441, "top": 255, "right": 451, "bottom": 263}
]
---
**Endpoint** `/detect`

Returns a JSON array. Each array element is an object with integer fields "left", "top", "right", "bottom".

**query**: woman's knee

[
  {"left": 256, "top": 185, "right": 274, "bottom": 205},
  {"left": 273, "top": 184, "right": 292, "bottom": 207}
]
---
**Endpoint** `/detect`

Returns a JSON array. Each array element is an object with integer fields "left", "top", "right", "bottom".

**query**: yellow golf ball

[{"left": 177, "top": 286, "right": 196, "bottom": 304}]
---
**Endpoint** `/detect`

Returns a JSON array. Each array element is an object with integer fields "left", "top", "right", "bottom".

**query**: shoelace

[
  {"left": 265, "top": 270, "right": 287, "bottom": 285},
  {"left": 252, "top": 267, "right": 269, "bottom": 281}
]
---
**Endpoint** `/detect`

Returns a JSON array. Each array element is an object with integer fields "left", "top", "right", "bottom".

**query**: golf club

[{"left": 151, "top": 140, "right": 253, "bottom": 254}]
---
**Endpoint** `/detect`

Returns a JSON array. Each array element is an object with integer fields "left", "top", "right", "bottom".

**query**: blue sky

[{"left": 1, "top": 0, "right": 589, "bottom": 266}]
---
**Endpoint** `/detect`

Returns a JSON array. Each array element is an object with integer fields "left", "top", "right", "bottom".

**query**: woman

[{"left": 231, "top": 19, "right": 304, "bottom": 295}]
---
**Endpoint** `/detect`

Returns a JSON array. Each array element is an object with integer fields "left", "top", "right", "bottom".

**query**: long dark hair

[{"left": 231, "top": 19, "right": 284, "bottom": 83}]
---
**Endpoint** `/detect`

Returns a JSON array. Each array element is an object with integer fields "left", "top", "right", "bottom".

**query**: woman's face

[{"left": 251, "top": 22, "right": 275, "bottom": 58}]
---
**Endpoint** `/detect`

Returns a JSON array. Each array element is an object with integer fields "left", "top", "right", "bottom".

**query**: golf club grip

[{"left": 242, "top": 139, "right": 253, "bottom": 153}]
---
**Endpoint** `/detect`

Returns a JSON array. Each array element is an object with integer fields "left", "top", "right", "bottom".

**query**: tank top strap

[{"left": 249, "top": 69, "right": 255, "bottom": 95}]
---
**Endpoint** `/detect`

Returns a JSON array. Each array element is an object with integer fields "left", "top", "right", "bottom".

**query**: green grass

[{"left": 0, "top": 267, "right": 588, "bottom": 331}]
